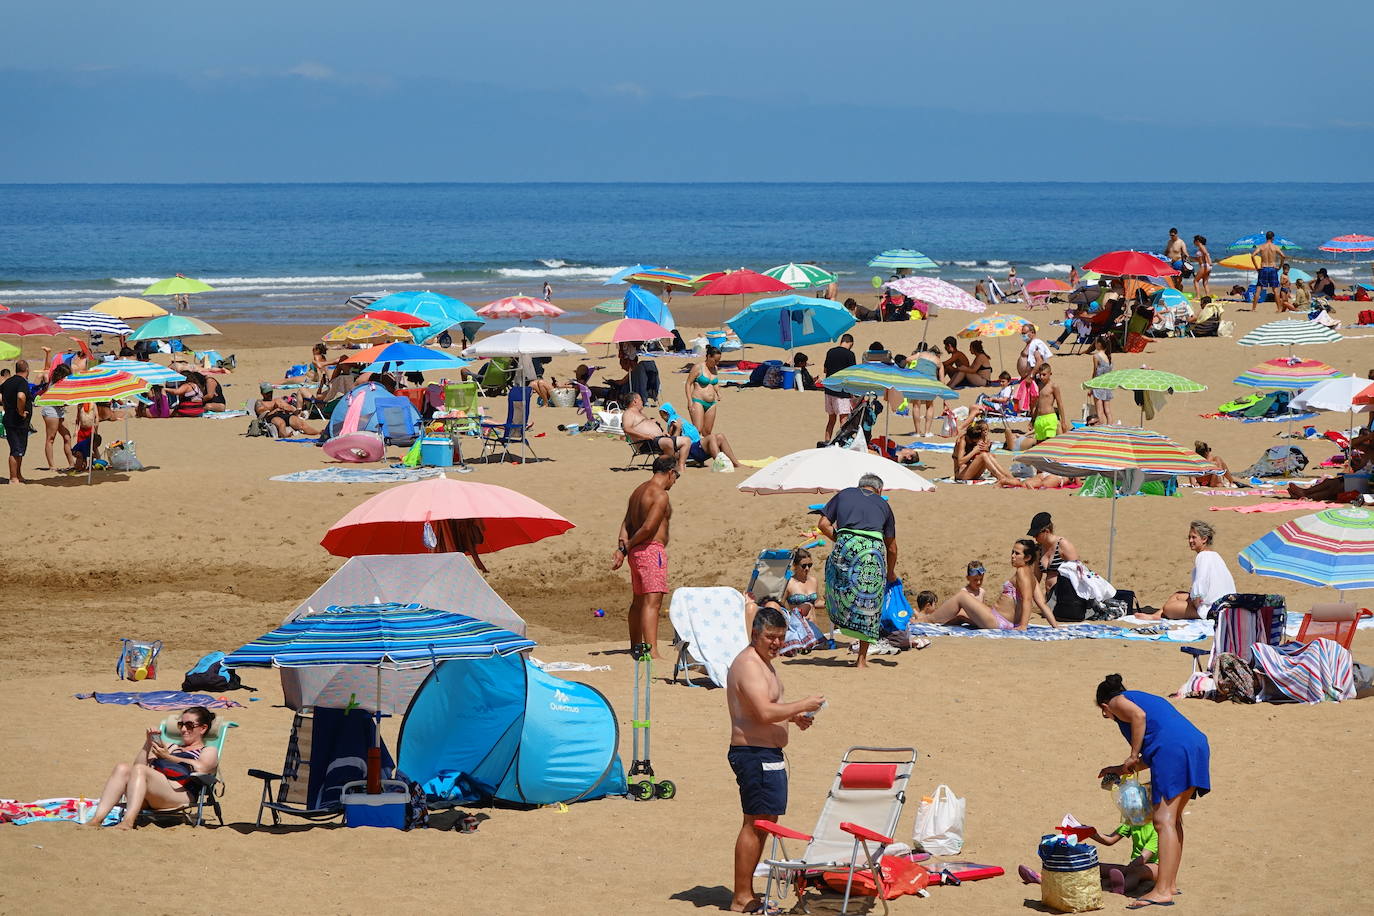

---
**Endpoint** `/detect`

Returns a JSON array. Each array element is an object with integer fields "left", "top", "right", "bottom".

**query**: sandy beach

[{"left": 2, "top": 292, "right": 1371, "bottom": 915}]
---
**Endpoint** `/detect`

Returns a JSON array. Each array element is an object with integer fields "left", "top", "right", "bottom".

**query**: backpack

[
  {"left": 181, "top": 651, "right": 253, "bottom": 692},
  {"left": 246, "top": 416, "right": 275, "bottom": 438},
  {"left": 1213, "top": 653, "right": 1259, "bottom": 704}
]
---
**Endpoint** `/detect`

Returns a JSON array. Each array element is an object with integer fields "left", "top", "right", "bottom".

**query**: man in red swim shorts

[{"left": 611, "top": 455, "right": 677, "bottom": 659}]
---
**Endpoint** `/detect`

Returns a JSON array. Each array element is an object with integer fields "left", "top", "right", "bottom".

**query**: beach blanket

[
  {"left": 530, "top": 659, "right": 612, "bottom": 672},
  {"left": 270, "top": 466, "right": 444, "bottom": 483},
  {"left": 1202, "top": 412, "right": 1320, "bottom": 424},
  {"left": 75, "top": 691, "right": 244, "bottom": 710},
  {"left": 737, "top": 457, "right": 779, "bottom": 468},
  {"left": 1, "top": 798, "right": 122, "bottom": 826},
  {"left": 203, "top": 410, "right": 249, "bottom": 420},
  {"left": 271, "top": 437, "right": 320, "bottom": 444},
  {"left": 668, "top": 587, "right": 748, "bottom": 688},
  {"left": 1209, "top": 500, "right": 1330, "bottom": 514},
  {"left": 906, "top": 620, "right": 1209, "bottom": 642},
  {"left": 1253, "top": 639, "right": 1355, "bottom": 703}
]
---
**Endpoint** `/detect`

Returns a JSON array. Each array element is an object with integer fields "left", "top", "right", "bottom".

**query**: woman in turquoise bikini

[
  {"left": 817, "top": 473, "right": 898, "bottom": 670},
  {"left": 685, "top": 345, "right": 722, "bottom": 435}
]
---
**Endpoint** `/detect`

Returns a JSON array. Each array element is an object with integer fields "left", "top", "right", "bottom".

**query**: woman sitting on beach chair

[{"left": 85, "top": 706, "right": 220, "bottom": 830}]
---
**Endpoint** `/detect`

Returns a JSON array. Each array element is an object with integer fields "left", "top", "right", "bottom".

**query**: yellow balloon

[{"left": 871, "top": 276, "right": 883, "bottom": 288}]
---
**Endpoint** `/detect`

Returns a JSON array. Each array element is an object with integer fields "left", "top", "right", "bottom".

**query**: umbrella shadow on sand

[
  {"left": 781, "top": 655, "right": 898, "bottom": 669},
  {"left": 26, "top": 471, "right": 138, "bottom": 487}
]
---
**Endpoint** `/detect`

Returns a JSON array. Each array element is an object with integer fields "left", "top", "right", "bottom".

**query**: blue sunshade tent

[
  {"left": 368, "top": 291, "right": 484, "bottom": 344},
  {"left": 868, "top": 248, "right": 939, "bottom": 270},
  {"left": 725, "top": 295, "right": 855, "bottom": 349},
  {"left": 1229, "top": 233, "right": 1300, "bottom": 250},
  {"left": 326, "top": 381, "right": 421, "bottom": 439},
  {"left": 624, "top": 284, "right": 676, "bottom": 331},
  {"left": 399, "top": 654, "right": 627, "bottom": 806}
]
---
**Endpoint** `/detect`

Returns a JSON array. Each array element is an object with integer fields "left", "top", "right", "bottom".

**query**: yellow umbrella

[
  {"left": 1218, "top": 254, "right": 1261, "bottom": 270},
  {"left": 323, "top": 317, "right": 412, "bottom": 346},
  {"left": 91, "top": 297, "right": 169, "bottom": 319}
]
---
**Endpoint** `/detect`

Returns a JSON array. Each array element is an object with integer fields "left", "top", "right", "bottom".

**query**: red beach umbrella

[
  {"left": 0, "top": 312, "right": 64, "bottom": 336},
  {"left": 694, "top": 268, "right": 794, "bottom": 325},
  {"left": 1082, "top": 250, "right": 1178, "bottom": 278},
  {"left": 357, "top": 310, "right": 432, "bottom": 330}
]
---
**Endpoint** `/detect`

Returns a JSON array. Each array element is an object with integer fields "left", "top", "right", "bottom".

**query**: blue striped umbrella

[
  {"left": 1229, "top": 232, "right": 1300, "bottom": 250},
  {"left": 1238, "top": 507, "right": 1374, "bottom": 592},
  {"left": 825, "top": 364, "right": 959, "bottom": 401},
  {"left": 98, "top": 359, "right": 186, "bottom": 385},
  {"left": 868, "top": 248, "right": 939, "bottom": 270},
  {"left": 54, "top": 310, "right": 134, "bottom": 336}
]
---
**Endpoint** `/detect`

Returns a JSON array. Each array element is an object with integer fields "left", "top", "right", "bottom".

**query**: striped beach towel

[{"left": 1252, "top": 639, "right": 1355, "bottom": 703}]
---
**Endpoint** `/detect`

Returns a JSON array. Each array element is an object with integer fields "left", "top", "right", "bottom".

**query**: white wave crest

[
  {"left": 1030, "top": 263, "right": 1071, "bottom": 273},
  {"left": 113, "top": 272, "right": 427, "bottom": 288},
  {"left": 986, "top": 260, "right": 1009, "bottom": 267},
  {"left": 953, "top": 261, "right": 979, "bottom": 268},
  {"left": 495, "top": 266, "right": 624, "bottom": 279},
  {"left": 538, "top": 258, "right": 568, "bottom": 268}
]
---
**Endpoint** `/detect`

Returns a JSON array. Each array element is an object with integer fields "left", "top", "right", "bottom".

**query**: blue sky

[{"left": 4, "top": 0, "right": 1371, "bottom": 181}]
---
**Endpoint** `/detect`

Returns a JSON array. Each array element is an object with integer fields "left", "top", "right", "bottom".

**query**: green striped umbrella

[
  {"left": 1237, "top": 319, "right": 1342, "bottom": 350},
  {"left": 762, "top": 263, "right": 838, "bottom": 289},
  {"left": 868, "top": 249, "right": 938, "bottom": 270},
  {"left": 592, "top": 299, "right": 625, "bottom": 315},
  {"left": 1082, "top": 368, "right": 1205, "bottom": 425}
]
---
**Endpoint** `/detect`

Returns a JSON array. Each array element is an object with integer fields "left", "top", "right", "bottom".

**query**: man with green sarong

[{"left": 817, "top": 472, "right": 898, "bottom": 669}]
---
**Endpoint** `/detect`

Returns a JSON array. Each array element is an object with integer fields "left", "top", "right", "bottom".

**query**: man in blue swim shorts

[
  {"left": 1249, "top": 230, "right": 1287, "bottom": 309},
  {"left": 725, "top": 606, "right": 825, "bottom": 914}
]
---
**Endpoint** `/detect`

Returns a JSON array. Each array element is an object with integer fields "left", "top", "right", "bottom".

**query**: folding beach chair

[
  {"left": 757, "top": 746, "right": 918, "bottom": 915},
  {"left": 1293, "top": 603, "right": 1372, "bottom": 651},
  {"left": 474, "top": 357, "right": 515, "bottom": 397},
  {"left": 141, "top": 715, "right": 238, "bottom": 827},
  {"left": 1177, "top": 593, "right": 1286, "bottom": 699},
  {"left": 248, "top": 708, "right": 393, "bottom": 827},
  {"left": 626, "top": 435, "right": 659, "bottom": 469},
  {"left": 667, "top": 586, "right": 748, "bottom": 687},
  {"left": 375, "top": 395, "right": 421, "bottom": 448},
  {"left": 480, "top": 386, "right": 537, "bottom": 463}
]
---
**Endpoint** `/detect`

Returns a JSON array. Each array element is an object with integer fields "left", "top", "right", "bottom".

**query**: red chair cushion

[{"left": 840, "top": 763, "right": 897, "bottom": 790}]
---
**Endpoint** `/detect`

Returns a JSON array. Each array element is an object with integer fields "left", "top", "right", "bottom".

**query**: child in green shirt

[{"left": 1089, "top": 821, "right": 1159, "bottom": 895}]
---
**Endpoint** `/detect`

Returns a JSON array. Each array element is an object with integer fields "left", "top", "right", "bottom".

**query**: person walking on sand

[
  {"left": 541, "top": 280, "right": 552, "bottom": 302},
  {"left": 725, "top": 606, "right": 825, "bottom": 914},
  {"left": 1247, "top": 231, "right": 1287, "bottom": 310},
  {"left": 1191, "top": 235, "right": 1212, "bottom": 298},
  {"left": 611, "top": 455, "right": 677, "bottom": 659},
  {"left": 1164, "top": 228, "right": 1189, "bottom": 291},
  {"left": 821, "top": 333, "right": 857, "bottom": 442},
  {"left": 1, "top": 360, "right": 33, "bottom": 484},
  {"left": 817, "top": 473, "right": 897, "bottom": 669}
]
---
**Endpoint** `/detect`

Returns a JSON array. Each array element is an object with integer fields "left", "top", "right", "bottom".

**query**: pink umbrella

[
  {"left": 0, "top": 312, "right": 63, "bottom": 336},
  {"left": 321, "top": 477, "right": 574, "bottom": 560},
  {"left": 883, "top": 276, "right": 986, "bottom": 313},
  {"left": 477, "top": 296, "right": 566, "bottom": 322},
  {"left": 1025, "top": 278, "right": 1071, "bottom": 294},
  {"left": 583, "top": 317, "right": 673, "bottom": 345}
]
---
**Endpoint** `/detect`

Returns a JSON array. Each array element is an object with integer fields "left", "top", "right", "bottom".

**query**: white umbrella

[
  {"left": 737, "top": 447, "right": 935, "bottom": 495},
  {"left": 461, "top": 327, "right": 587, "bottom": 463},
  {"left": 1291, "top": 376, "right": 1373, "bottom": 435}
]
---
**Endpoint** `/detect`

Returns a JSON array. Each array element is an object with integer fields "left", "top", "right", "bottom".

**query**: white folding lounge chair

[
  {"left": 757, "top": 746, "right": 917, "bottom": 915},
  {"left": 667, "top": 586, "right": 748, "bottom": 687}
]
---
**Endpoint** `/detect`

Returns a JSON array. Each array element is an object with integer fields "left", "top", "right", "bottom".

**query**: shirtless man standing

[
  {"left": 611, "top": 455, "right": 677, "bottom": 659},
  {"left": 623, "top": 393, "right": 690, "bottom": 474},
  {"left": 1031, "top": 362, "right": 1066, "bottom": 443},
  {"left": 1164, "top": 227, "right": 1189, "bottom": 291},
  {"left": 725, "top": 606, "right": 825, "bottom": 914},
  {"left": 1248, "top": 231, "right": 1288, "bottom": 311}
]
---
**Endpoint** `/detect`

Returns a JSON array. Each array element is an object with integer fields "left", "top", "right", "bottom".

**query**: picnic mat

[
  {"left": 1209, "top": 499, "right": 1331, "bottom": 513},
  {"left": 905, "top": 620, "right": 1209, "bottom": 642},
  {"left": 1, "top": 798, "right": 122, "bottom": 826},
  {"left": 75, "top": 691, "right": 244, "bottom": 710},
  {"left": 270, "top": 466, "right": 445, "bottom": 483}
]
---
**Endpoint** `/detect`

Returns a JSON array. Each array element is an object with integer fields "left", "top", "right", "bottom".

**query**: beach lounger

[
  {"left": 474, "top": 357, "right": 515, "bottom": 397},
  {"left": 248, "top": 708, "right": 393, "bottom": 827},
  {"left": 142, "top": 714, "right": 238, "bottom": 827},
  {"left": 1177, "top": 593, "right": 1285, "bottom": 699},
  {"left": 1293, "top": 603, "right": 1372, "bottom": 651},
  {"left": 667, "top": 586, "right": 748, "bottom": 688},
  {"left": 757, "top": 746, "right": 918, "bottom": 915}
]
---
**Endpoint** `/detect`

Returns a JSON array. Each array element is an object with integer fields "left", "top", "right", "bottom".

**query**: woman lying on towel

[
  {"left": 920, "top": 548, "right": 1059, "bottom": 631},
  {"left": 85, "top": 706, "right": 219, "bottom": 830}
]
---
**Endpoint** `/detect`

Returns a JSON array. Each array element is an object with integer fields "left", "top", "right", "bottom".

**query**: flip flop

[{"left": 1126, "top": 899, "right": 1175, "bottom": 909}]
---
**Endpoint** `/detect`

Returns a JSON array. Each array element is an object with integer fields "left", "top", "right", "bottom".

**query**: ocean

[{"left": 2, "top": 182, "right": 1371, "bottom": 325}]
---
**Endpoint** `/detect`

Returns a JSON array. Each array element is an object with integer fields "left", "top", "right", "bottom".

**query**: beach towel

[
  {"left": 667, "top": 587, "right": 748, "bottom": 688},
  {"left": 270, "top": 466, "right": 444, "bottom": 483},
  {"left": 1, "top": 798, "right": 122, "bottom": 826},
  {"left": 75, "top": 690, "right": 244, "bottom": 710},
  {"left": 1209, "top": 500, "right": 1330, "bottom": 513},
  {"left": 203, "top": 410, "right": 249, "bottom": 420},
  {"left": 1252, "top": 639, "right": 1355, "bottom": 703},
  {"left": 904, "top": 621, "right": 1208, "bottom": 642}
]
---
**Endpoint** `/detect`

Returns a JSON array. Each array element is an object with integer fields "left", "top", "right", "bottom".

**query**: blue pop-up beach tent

[
  {"left": 397, "top": 654, "right": 626, "bottom": 806},
  {"left": 325, "top": 381, "right": 421, "bottom": 439}
]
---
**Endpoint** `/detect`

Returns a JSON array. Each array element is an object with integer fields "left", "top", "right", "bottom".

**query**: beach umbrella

[
  {"left": 883, "top": 277, "right": 985, "bottom": 339},
  {"left": 625, "top": 285, "right": 676, "bottom": 332},
  {"left": 477, "top": 297, "right": 565, "bottom": 323},
  {"left": 142, "top": 275, "right": 215, "bottom": 296},
  {"left": 583, "top": 318, "right": 673, "bottom": 346},
  {"left": 622, "top": 268, "right": 695, "bottom": 290},
  {"left": 1234, "top": 357, "right": 1342, "bottom": 390},
  {"left": 367, "top": 291, "right": 485, "bottom": 345},
  {"left": 1215, "top": 258, "right": 1312, "bottom": 285},
  {"left": 1354, "top": 381, "right": 1374, "bottom": 407},
  {"left": 53, "top": 311, "right": 134, "bottom": 337},
  {"left": 322, "top": 317, "right": 411, "bottom": 347},
  {"left": 0, "top": 341, "right": 19, "bottom": 360},
  {"left": 321, "top": 477, "right": 575, "bottom": 559},
  {"left": 956, "top": 312, "right": 1022, "bottom": 372},
  {"left": 343, "top": 342, "right": 470, "bottom": 374},
  {"left": 592, "top": 299, "right": 625, "bottom": 315},
  {"left": 1082, "top": 250, "right": 1178, "bottom": 278},
  {"left": 737, "top": 447, "right": 934, "bottom": 495},
  {"left": 762, "top": 263, "right": 839, "bottom": 290},
  {"left": 603, "top": 265, "right": 657, "bottom": 286},
  {"left": 1025, "top": 278, "right": 1071, "bottom": 294},
  {"left": 97, "top": 358, "right": 186, "bottom": 385},
  {"left": 1290, "top": 376, "right": 1373, "bottom": 435},
  {"left": 36, "top": 367, "right": 151, "bottom": 485},
  {"left": 225, "top": 602, "right": 537, "bottom": 787},
  {"left": 462, "top": 326, "right": 586, "bottom": 360},
  {"left": 357, "top": 310, "right": 432, "bottom": 330},
  {"left": 1319, "top": 234, "right": 1374, "bottom": 253},
  {"left": 0, "top": 312, "right": 64, "bottom": 338},
  {"left": 345, "top": 293, "right": 386, "bottom": 310},
  {"left": 695, "top": 269, "right": 793, "bottom": 324},
  {"left": 868, "top": 249, "right": 938, "bottom": 271},
  {"left": 725, "top": 295, "right": 855, "bottom": 350},
  {"left": 692, "top": 270, "right": 729, "bottom": 287},
  {"left": 825, "top": 364, "right": 958, "bottom": 445},
  {"left": 1238, "top": 506, "right": 1374, "bottom": 593},
  {"left": 1229, "top": 233, "right": 1300, "bottom": 250},
  {"left": 1081, "top": 368, "right": 1205, "bottom": 425},
  {"left": 91, "top": 297, "right": 168, "bottom": 320},
  {"left": 1237, "top": 319, "right": 1342, "bottom": 350},
  {"left": 126, "top": 314, "right": 220, "bottom": 342},
  {"left": 1016, "top": 426, "right": 1213, "bottom": 577}
]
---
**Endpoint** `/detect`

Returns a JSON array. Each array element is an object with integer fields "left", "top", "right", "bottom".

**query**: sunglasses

[
  {"left": 176, "top": 721, "right": 202, "bottom": 730},
  {"left": 799, "top": 562, "right": 813, "bottom": 569}
]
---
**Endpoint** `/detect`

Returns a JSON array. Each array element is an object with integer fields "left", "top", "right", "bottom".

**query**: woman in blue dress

[{"left": 1096, "top": 674, "right": 1210, "bottom": 910}]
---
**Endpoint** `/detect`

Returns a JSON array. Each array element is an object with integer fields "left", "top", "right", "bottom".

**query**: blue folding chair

[
  {"left": 481, "top": 385, "right": 537, "bottom": 463},
  {"left": 374, "top": 395, "right": 421, "bottom": 448}
]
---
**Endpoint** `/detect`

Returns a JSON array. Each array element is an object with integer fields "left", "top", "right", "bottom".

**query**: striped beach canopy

[
  {"left": 1238, "top": 507, "right": 1374, "bottom": 591},
  {"left": 1318, "top": 234, "right": 1374, "bottom": 253},
  {"left": 592, "top": 298, "right": 625, "bottom": 315},
  {"left": 884, "top": 276, "right": 986, "bottom": 313},
  {"left": 224, "top": 602, "right": 536, "bottom": 669},
  {"left": 54, "top": 310, "right": 134, "bottom": 336},
  {"left": 1015, "top": 426, "right": 1213, "bottom": 480},
  {"left": 34, "top": 367, "right": 149, "bottom": 406},
  {"left": 1081, "top": 368, "right": 1205, "bottom": 394},
  {"left": 1234, "top": 357, "right": 1342, "bottom": 390},
  {"left": 957, "top": 313, "right": 1022, "bottom": 339},
  {"left": 1236, "top": 320, "right": 1342, "bottom": 348},
  {"left": 763, "top": 263, "right": 839, "bottom": 289},
  {"left": 622, "top": 268, "right": 695, "bottom": 289},
  {"left": 97, "top": 359, "right": 186, "bottom": 385},
  {"left": 825, "top": 364, "right": 959, "bottom": 401},
  {"left": 868, "top": 249, "right": 938, "bottom": 270},
  {"left": 1228, "top": 233, "right": 1300, "bottom": 250}
]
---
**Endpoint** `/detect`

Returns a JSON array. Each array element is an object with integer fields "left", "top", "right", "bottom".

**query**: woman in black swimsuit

[
  {"left": 1027, "top": 511, "right": 1089, "bottom": 622},
  {"left": 85, "top": 706, "right": 219, "bottom": 829}
]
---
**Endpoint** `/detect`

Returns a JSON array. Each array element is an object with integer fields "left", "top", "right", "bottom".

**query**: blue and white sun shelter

[{"left": 399, "top": 654, "right": 626, "bottom": 806}]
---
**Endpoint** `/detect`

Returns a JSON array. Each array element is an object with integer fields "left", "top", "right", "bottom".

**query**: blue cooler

[
  {"left": 342, "top": 780, "right": 410, "bottom": 830},
  {"left": 705, "top": 330, "right": 727, "bottom": 349},
  {"left": 419, "top": 437, "right": 454, "bottom": 467},
  {"left": 779, "top": 368, "right": 797, "bottom": 389}
]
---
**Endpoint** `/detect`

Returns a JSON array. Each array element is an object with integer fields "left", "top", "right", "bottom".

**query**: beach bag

[
  {"left": 762, "top": 365, "right": 784, "bottom": 389},
  {"left": 913, "top": 785, "right": 965, "bottom": 855},
  {"left": 1038, "top": 835, "right": 1101, "bottom": 913},
  {"left": 1241, "top": 445, "right": 1308, "bottom": 478},
  {"left": 106, "top": 441, "right": 143, "bottom": 472},
  {"left": 879, "top": 579, "right": 914, "bottom": 636},
  {"left": 181, "top": 651, "right": 251, "bottom": 693},
  {"left": 116, "top": 639, "right": 162, "bottom": 682},
  {"left": 401, "top": 440, "right": 423, "bottom": 468},
  {"left": 246, "top": 416, "right": 274, "bottom": 438},
  {"left": 822, "top": 855, "right": 930, "bottom": 899},
  {"left": 1213, "top": 652, "right": 1260, "bottom": 704}
]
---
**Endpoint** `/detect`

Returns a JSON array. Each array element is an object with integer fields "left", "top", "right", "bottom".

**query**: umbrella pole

[
  {"left": 367, "top": 665, "right": 383, "bottom": 794},
  {"left": 1107, "top": 490, "right": 1118, "bottom": 581}
]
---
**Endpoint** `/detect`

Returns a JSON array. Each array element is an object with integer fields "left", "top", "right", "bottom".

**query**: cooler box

[
  {"left": 342, "top": 780, "right": 409, "bottom": 830},
  {"left": 779, "top": 368, "right": 797, "bottom": 389},
  {"left": 705, "top": 331, "right": 728, "bottom": 349},
  {"left": 419, "top": 437, "right": 454, "bottom": 467}
]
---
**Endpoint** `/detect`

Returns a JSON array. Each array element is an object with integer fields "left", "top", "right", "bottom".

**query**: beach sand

[{"left": 1, "top": 293, "right": 1370, "bottom": 915}]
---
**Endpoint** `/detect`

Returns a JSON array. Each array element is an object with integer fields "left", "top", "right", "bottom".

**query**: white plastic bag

[
  {"left": 710, "top": 453, "right": 734, "bottom": 473},
  {"left": 913, "top": 784, "right": 965, "bottom": 855}
]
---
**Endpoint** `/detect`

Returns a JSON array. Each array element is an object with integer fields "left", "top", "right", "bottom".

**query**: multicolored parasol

[
  {"left": 97, "top": 359, "right": 186, "bottom": 385},
  {"left": 34, "top": 366, "right": 150, "bottom": 406},
  {"left": 322, "top": 317, "right": 412, "bottom": 346},
  {"left": 1234, "top": 357, "right": 1342, "bottom": 390},
  {"left": 1238, "top": 507, "right": 1374, "bottom": 592},
  {"left": 957, "top": 313, "right": 1022, "bottom": 338},
  {"left": 884, "top": 277, "right": 986, "bottom": 313},
  {"left": 583, "top": 318, "right": 673, "bottom": 345},
  {"left": 1318, "top": 234, "right": 1374, "bottom": 253}
]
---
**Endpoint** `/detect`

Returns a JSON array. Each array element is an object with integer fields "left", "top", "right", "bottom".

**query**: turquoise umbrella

[
  {"left": 126, "top": 314, "right": 221, "bottom": 342},
  {"left": 868, "top": 249, "right": 938, "bottom": 270},
  {"left": 368, "top": 291, "right": 485, "bottom": 344},
  {"left": 725, "top": 295, "right": 855, "bottom": 350}
]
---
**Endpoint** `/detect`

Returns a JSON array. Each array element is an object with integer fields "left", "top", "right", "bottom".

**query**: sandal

[{"left": 912, "top": 637, "right": 932, "bottom": 650}]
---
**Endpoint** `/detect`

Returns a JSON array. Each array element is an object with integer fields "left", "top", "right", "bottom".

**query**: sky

[{"left": 3, "top": 0, "right": 1372, "bottom": 182}]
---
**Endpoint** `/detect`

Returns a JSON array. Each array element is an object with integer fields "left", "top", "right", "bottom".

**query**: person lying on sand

[{"left": 920, "top": 543, "right": 1058, "bottom": 630}]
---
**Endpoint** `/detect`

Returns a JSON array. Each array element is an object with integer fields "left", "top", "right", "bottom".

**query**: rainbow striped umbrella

[
  {"left": 98, "top": 358, "right": 186, "bottom": 385},
  {"left": 322, "top": 317, "right": 412, "bottom": 346},
  {"left": 1318, "top": 234, "right": 1374, "bottom": 253},
  {"left": 1239, "top": 507, "right": 1374, "bottom": 592},
  {"left": 35, "top": 367, "right": 149, "bottom": 406},
  {"left": 622, "top": 268, "right": 695, "bottom": 289},
  {"left": 1234, "top": 357, "right": 1342, "bottom": 390},
  {"left": 1017, "top": 426, "right": 1212, "bottom": 577}
]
